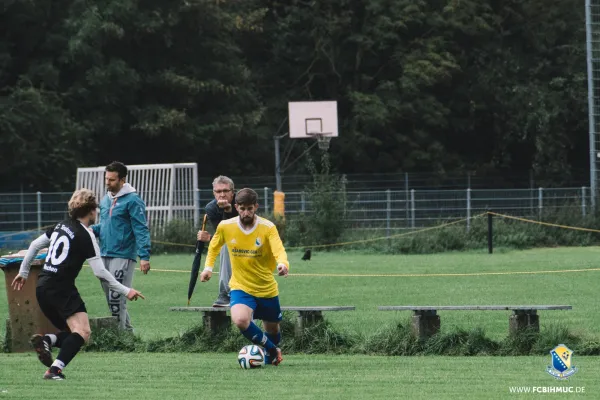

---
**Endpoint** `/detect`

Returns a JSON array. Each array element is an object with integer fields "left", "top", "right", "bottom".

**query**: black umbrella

[{"left": 187, "top": 214, "right": 208, "bottom": 305}]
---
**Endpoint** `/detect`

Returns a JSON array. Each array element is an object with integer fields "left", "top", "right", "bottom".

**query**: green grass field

[
  {"left": 4, "top": 247, "right": 599, "bottom": 340},
  {"left": 1, "top": 353, "right": 598, "bottom": 399},
  {"left": 1, "top": 247, "right": 599, "bottom": 398}
]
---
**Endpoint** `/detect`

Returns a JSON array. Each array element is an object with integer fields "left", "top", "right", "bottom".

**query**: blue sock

[
  {"left": 266, "top": 331, "right": 281, "bottom": 346},
  {"left": 240, "top": 322, "right": 276, "bottom": 351}
]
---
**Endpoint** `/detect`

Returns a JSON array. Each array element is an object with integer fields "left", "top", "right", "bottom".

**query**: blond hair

[{"left": 68, "top": 189, "right": 98, "bottom": 219}]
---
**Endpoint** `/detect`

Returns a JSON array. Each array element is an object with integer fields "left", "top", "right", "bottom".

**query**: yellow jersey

[{"left": 205, "top": 216, "right": 289, "bottom": 298}]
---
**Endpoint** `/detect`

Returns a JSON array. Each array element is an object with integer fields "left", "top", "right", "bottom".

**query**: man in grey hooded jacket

[{"left": 91, "top": 161, "right": 151, "bottom": 331}]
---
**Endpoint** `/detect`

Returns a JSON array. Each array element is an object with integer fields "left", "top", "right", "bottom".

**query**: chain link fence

[{"left": 0, "top": 187, "right": 590, "bottom": 249}]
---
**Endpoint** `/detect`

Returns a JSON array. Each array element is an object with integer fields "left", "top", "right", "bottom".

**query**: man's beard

[
  {"left": 241, "top": 215, "right": 254, "bottom": 225},
  {"left": 107, "top": 184, "right": 121, "bottom": 193}
]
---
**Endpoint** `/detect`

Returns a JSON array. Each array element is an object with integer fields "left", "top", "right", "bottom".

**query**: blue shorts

[{"left": 230, "top": 290, "right": 282, "bottom": 322}]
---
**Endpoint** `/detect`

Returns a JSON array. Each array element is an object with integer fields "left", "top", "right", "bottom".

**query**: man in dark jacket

[{"left": 197, "top": 175, "right": 238, "bottom": 306}]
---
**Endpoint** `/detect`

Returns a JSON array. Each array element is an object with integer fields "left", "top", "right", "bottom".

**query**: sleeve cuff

[{"left": 203, "top": 267, "right": 213, "bottom": 272}]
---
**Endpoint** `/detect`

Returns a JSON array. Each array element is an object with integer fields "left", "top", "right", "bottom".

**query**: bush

[
  {"left": 79, "top": 313, "right": 600, "bottom": 357},
  {"left": 285, "top": 151, "right": 347, "bottom": 248},
  {"left": 425, "top": 327, "right": 499, "bottom": 356},
  {"left": 84, "top": 328, "right": 144, "bottom": 352},
  {"left": 360, "top": 321, "right": 421, "bottom": 356}
]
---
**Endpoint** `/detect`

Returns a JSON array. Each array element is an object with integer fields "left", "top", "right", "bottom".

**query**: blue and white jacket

[{"left": 91, "top": 183, "right": 151, "bottom": 261}]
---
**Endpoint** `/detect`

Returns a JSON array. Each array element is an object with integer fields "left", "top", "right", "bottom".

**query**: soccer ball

[{"left": 237, "top": 345, "right": 265, "bottom": 369}]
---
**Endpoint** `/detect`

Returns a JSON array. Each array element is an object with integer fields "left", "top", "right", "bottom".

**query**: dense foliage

[{"left": 0, "top": 0, "right": 587, "bottom": 190}]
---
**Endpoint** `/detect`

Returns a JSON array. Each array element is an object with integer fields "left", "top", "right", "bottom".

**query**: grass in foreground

[{"left": 0, "top": 353, "right": 598, "bottom": 399}]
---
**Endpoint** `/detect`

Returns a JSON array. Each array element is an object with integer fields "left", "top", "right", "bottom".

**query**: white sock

[
  {"left": 51, "top": 360, "right": 65, "bottom": 370},
  {"left": 45, "top": 334, "right": 57, "bottom": 346}
]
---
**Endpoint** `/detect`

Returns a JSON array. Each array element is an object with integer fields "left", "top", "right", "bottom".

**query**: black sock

[
  {"left": 50, "top": 332, "right": 70, "bottom": 348},
  {"left": 54, "top": 333, "right": 85, "bottom": 369}
]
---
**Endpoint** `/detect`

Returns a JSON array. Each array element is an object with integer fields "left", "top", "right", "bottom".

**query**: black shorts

[{"left": 36, "top": 285, "right": 87, "bottom": 331}]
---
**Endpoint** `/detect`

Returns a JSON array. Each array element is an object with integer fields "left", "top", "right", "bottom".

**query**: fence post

[
  {"left": 36, "top": 191, "right": 42, "bottom": 232},
  {"left": 410, "top": 189, "right": 415, "bottom": 229},
  {"left": 386, "top": 189, "right": 391, "bottom": 241},
  {"left": 582, "top": 186, "right": 587, "bottom": 217},
  {"left": 466, "top": 188, "right": 472, "bottom": 232},
  {"left": 405, "top": 173, "right": 409, "bottom": 225},
  {"left": 529, "top": 170, "right": 534, "bottom": 213},
  {"left": 200, "top": 190, "right": 205, "bottom": 218},
  {"left": 301, "top": 191, "right": 306, "bottom": 213},
  {"left": 20, "top": 184, "right": 25, "bottom": 231},
  {"left": 194, "top": 188, "right": 200, "bottom": 226},
  {"left": 487, "top": 211, "right": 493, "bottom": 254},
  {"left": 264, "top": 187, "right": 269, "bottom": 215},
  {"left": 538, "top": 187, "right": 543, "bottom": 219},
  {"left": 167, "top": 165, "right": 176, "bottom": 223}
]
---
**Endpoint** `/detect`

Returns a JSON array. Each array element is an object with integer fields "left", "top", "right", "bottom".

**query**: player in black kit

[{"left": 12, "top": 189, "right": 145, "bottom": 380}]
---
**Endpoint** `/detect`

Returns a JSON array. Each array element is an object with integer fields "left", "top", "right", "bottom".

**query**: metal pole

[
  {"left": 586, "top": 0, "right": 597, "bottom": 209},
  {"left": 466, "top": 188, "right": 471, "bottom": 232},
  {"left": 264, "top": 187, "right": 269, "bottom": 215},
  {"left": 20, "top": 184, "right": 24, "bottom": 231},
  {"left": 192, "top": 164, "right": 199, "bottom": 226},
  {"left": 487, "top": 212, "right": 493, "bottom": 254},
  {"left": 196, "top": 188, "right": 202, "bottom": 214},
  {"left": 195, "top": 189, "right": 201, "bottom": 226},
  {"left": 386, "top": 189, "right": 391, "bottom": 239},
  {"left": 529, "top": 170, "right": 534, "bottom": 213},
  {"left": 274, "top": 135, "right": 282, "bottom": 192},
  {"left": 167, "top": 166, "right": 175, "bottom": 222},
  {"left": 36, "top": 191, "right": 42, "bottom": 232},
  {"left": 405, "top": 173, "right": 409, "bottom": 227},
  {"left": 538, "top": 187, "right": 543, "bottom": 220},
  {"left": 410, "top": 189, "right": 415, "bottom": 229},
  {"left": 582, "top": 186, "right": 587, "bottom": 217}
]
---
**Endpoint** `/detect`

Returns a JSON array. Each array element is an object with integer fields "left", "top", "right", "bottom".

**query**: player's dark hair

[
  {"left": 68, "top": 189, "right": 98, "bottom": 219},
  {"left": 105, "top": 161, "right": 128, "bottom": 179},
  {"left": 235, "top": 188, "right": 258, "bottom": 206}
]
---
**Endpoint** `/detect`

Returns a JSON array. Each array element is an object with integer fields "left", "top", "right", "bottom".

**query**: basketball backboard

[{"left": 288, "top": 101, "right": 338, "bottom": 149}]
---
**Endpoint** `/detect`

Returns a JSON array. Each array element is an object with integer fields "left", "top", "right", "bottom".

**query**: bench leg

[
  {"left": 295, "top": 311, "right": 324, "bottom": 337},
  {"left": 412, "top": 310, "right": 440, "bottom": 339},
  {"left": 509, "top": 310, "right": 539, "bottom": 335},
  {"left": 203, "top": 311, "right": 230, "bottom": 333},
  {"left": 89, "top": 316, "right": 118, "bottom": 332}
]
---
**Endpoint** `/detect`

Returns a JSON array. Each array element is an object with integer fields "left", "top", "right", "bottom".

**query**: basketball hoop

[
  {"left": 307, "top": 132, "right": 332, "bottom": 151},
  {"left": 288, "top": 101, "right": 338, "bottom": 151},
  {"left": 316, "top": 135, "right": 331, "bottom": 151}
]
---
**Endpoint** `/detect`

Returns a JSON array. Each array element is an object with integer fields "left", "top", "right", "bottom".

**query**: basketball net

[{"left": 307, "top": 132, "right": 332, "bottom": 151}]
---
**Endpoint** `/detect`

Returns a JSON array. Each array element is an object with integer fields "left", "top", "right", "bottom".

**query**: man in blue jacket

[{"left": 92, "top": 161, "right": 151, "bottom": 331}]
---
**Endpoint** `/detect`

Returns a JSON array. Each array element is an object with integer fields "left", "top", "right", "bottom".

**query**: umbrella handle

[{"left": 195, "top": 214, "right": 208, "bottom": 254}]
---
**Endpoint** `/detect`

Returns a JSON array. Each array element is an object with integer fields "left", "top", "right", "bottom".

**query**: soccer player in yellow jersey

[{"left": 200, "top": 188, "right": 289, "bottom": 365}]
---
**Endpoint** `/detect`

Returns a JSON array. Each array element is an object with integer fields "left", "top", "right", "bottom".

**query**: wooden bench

[
  {"left": 169, "top": 306, "right": 355, "bottom": 336},
  {"left": 378, "top": 305, "right": 572, "bottom": 339}
]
